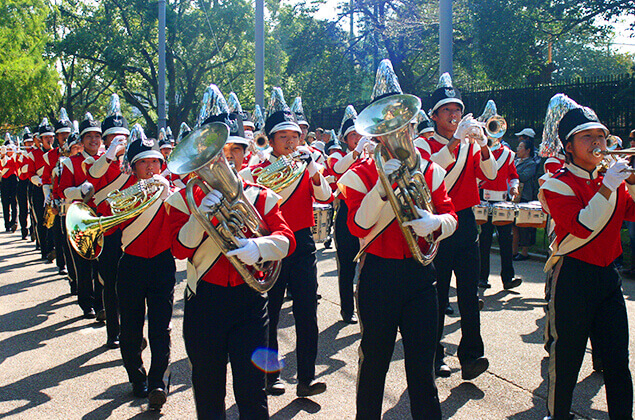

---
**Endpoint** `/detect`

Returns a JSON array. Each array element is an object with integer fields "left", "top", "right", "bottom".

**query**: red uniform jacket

[
  {"left": 338, "top": 157, "right": 458, "bottom": 260},
  {"left": 541, "top": 163, "right": 635, "bottom": 267},
  {"left": 479, "top": 145, "right": 519, "bottom": 200},
  {"left": 167, "top": 180, "right": 296, "bottom": 293}
]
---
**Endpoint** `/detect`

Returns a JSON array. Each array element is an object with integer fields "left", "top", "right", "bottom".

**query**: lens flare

[{"left": 251, "top": 348, "right": 284, "bottom": 373}]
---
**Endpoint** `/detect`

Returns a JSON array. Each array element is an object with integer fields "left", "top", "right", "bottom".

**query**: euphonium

[
  {"left": 251, "top": 151, "right": 307, "bottom": 193},
  {"left": 167, "top": 122, "right": 281, "bottom": 293},
  {"left": 354, "top": 94, "right": 438, "bottom": 266},
  {"left": 66, "top": 178, "right": 165, "bottom": 260}
]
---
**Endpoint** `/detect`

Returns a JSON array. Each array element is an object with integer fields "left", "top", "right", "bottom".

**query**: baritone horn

[
  {"left": 66, "top": 178, "right": 166, "bottom": 260},
  {"left": 167, "top": 122, "right": 281, "bottom": 293},
  {"left": 354, "top": 94, "right": 438, "bottom": 266}
]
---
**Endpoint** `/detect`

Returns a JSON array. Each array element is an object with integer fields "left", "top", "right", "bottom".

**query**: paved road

[{"left": 1, "top": 222, "right": 634, "bottom": 419}]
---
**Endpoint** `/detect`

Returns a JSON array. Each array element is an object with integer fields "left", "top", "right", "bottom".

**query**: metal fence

[{"left": 310, "top": 73, "right": 635, "bottom": 142}]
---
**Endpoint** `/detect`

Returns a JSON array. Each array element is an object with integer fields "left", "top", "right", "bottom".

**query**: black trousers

[
  {"left": 16, "top": 179, "right": 29, "bottom": 238},
  {"left": 27, "top": 183, "right": 37, "bottom": 244},
  {"left": 334, "top": 200, "right": 359, "bottom": 318},
  {"left": 184, "top": 282, "right": 269, "bottom": 420},
  {"left": 479, "top": 214, "right": 515, "bottom": 284},
  {"left": 98, "top": 231, "right": 122, "bottom": 342},
  {"left": 31, "top": 185, "right": 52, "bottom": 257},
  {"left": 59, "top": 215, "right": 78, "bottom": 285},
  {"left": 434, "top": 208, "right": 484, "bottom": 365},
  {"left": 267, "top": 227, "right": 319, "bottom": 385},
  {"left": 74, "top": 248, "right": 102, "bottom": 313},
  {"left": 356, "top": 254, "right": 441, "bottom": 420},
  {"left": 1, "top": 174, "right": 17, "bottom": 229},
  {"left": 546, "top": 256, "right": 632, "bottom": 419},
  {"left": 52, "top": 215, "right": 67, "bottom": 270},
  {"left": 117, "top": 250, "right": 175, "bottom": 390}
]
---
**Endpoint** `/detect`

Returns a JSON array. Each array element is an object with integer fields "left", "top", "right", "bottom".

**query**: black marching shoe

[
  {"left": 435, "top": 360, "right": 451, "bottom": 378},
  {"left": 266, "top": 379, "right": 285, "bottom": 396},
  {"left": 461, "top": 357, "right": 489, "bottom": 380},
  {"left": 297, "top": 380, "right": 326, "bottom": 397},
  {"left": 341, "top": 313, "right": 358, "bottom": 324},
  {"left": 105, "top": 339, "right": 120, "bottom": 349},
  {"left": 58, "top": 268, "right": 68, "bottom": 276},
  {"left": 83, "top": 309, "right": 96, "bottom": 319},
  {"left": 148, "top": 388, "right": 167, "bottom": 410},
  {"left": 132, "top": 381, "right": 148, "bottom": 398},
  {"left": 11, "top": 223, "right": 17, "bottom": 233},
  {"left": 96, "top": 309, "right": 107, "bottom": 322},
  {"left": 478, "top": 280, "right": 491, "bottom": 289},
  {"left": 445, "top": 304, "right": 454, "bottom": 315},
  {"left": 503, "top": 277, "right": 522, "bottom": 290}
]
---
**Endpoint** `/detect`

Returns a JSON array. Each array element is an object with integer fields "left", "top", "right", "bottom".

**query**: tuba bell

[
  {"left": 354, "top": 94, "right": 438, "bottom": 266},
  {"left": 167, "top": 122, "right": 281, "bottom": 293},
  {"left": 66, "top": 179, "right": 165, "bottom": 260}
]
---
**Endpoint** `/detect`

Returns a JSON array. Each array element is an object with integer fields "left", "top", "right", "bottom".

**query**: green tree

[{"left": 0, "top": 0, "right": 59, "bottom": 129}]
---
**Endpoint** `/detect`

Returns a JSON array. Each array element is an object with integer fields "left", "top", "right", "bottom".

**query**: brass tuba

[
  {"left": 167, "top": 122, "right": 281, "bottom": 293},
  {"left": 66, "top": 179, "right": 165, "bottom": 260},
  {"left": 354, "top": 94, "right": 438, "bottom": 266}
]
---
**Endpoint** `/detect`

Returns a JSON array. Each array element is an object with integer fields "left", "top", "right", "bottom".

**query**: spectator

[{"left": 513, "top": 134, "right": 540, "bottom": 261}]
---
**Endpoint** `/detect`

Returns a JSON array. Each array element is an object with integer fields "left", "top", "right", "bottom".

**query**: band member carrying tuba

[
  {"left": 240, "top": 87, "right": 333, "bottom": 397},
  {"left": 338, "top": 59, "right": 457, "bottom": 419},
  {"left": 166, "top": 85, "right": 296, "bottom": 418}
]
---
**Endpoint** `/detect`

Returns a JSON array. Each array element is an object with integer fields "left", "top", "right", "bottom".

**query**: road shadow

[
  {"left": 441, "top": 382, "right": 485, "bottom": 419},
  {"left": 270, "top": 398, "right": 321, "bottom": 418},
  {"left": 0, "top": 347, "right": 120, "bottom": 418}
]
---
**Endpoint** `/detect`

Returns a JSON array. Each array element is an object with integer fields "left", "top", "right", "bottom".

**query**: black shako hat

[
  {"left": 79, "top": 112, "right": 101, "bottom": 138},
  {"left": 429, "top": 72, "right": 465, "bottom": 115},
  {"left": 126, "top": 124, "right": 163, "bottom": 165},
  {"left": 203, "top": 112, "right": 249, "bottom": 147}
]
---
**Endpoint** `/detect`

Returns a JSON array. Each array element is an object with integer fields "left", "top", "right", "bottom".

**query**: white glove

[
  {"left": 375, "top": 158, "right": 401, "bottom": 197},
  {"left": 295, "top": 146, "right": 313, "bottom": 163},
  {"left": 226, "top": 238, "right": 261, "bottom": 266},
  {"left": 471, "top": 125, "right": 488, "bottom": 147},
  {"left": 80, "top": 181, "right": 93, "bottom": 196},
  {"left": 603, "top": 158, "right": 630, "bottom": 191},
  {"left": 453, "top": 114, "right": 476, "bottom": 144},
  {"left": 307, "top": 160, "right": 319, "bottom": 177},
  {"left": 402, "top": 208, "right": 442, "bottom": 238},
  {"left": 354, "top": 137, "right": 370, "bottom": 154},
  {"left": 44, "top": 194, "right": 52, "bottom": 206},
  {"left": 31, "top": 175, "right": 43, "bottom": 187},
  {"left": 152, "top": 174, "right": 170, "bottom": 199},
  {"left": 199, "top": 189, "right": 223, "bottom": 214},
  {"left": 105, "top": 135, "right": 126, "bottom": 161}
]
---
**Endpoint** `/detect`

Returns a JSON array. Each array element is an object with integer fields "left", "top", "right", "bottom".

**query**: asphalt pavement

[{"left": 1, "top": 221, "right": 634, "bottom": 419}]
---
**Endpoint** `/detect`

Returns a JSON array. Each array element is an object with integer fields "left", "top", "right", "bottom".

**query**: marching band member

[
  {"left": 167, "top": 108, "right": 296, "bottom": 419},
  {"left": 1, "top": 139, "right": 19, "bottom": 232},
  {"left": 27, "top": 119, "right": 55, "bottom": 260},
  {"left": 16, "top": 130, "right": 34, "bottom": 240},
  {"left": 86, "top": 93, "right": 131, "bottom": 348},
  {"left": 227, "top": 92, "right": 257, "bottom": 168},
  {"left": 413, "top": 110, "right": 435, "bottom": 151},
  {"left": 240, "top": 88, "right": 333, "bottom": 397},
  {"left": 331, "top": 106, "right": 367, "bottom": 323},
  {"left": 540, "top": 94, "right": 633, "bottom": 420},
  {"left": 42, "top": 109, "right": 73, "bottom": 275},
  {"left": 109, "top": 125, "right": 173, "bottom": 410},
  {"left": 292, "top": 96, "right": 325, "bottom": 165},
  {"left": 58, "top": 113, "right": 104, "bottom": 319},
  {"left": 422, "top": 73, "right": 497, "bottom": 379},
  {"left": 338, "top": 59, "right": 457, "bottom": 419},
  {"left": 476, "top": 100, "right": 522, "bottom": 290}
]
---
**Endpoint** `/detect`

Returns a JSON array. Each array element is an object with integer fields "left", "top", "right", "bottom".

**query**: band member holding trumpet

[
  {"left": 167, "top": 109, "right": 296, "bottom": 419},
  {"left": 111, "top": 125, "right": 172, "bottom": 410},
  {"left": 476, "top": 100, "right": 522, "bottom": 290},
  {"left": 58, "top": 113, "right": 104, "bottom": 319},
  {"left": 421, "top": 73, "right": 497, "bottom": 380},
  {"left": 338, "top": 60, "right": 457, "bottom": 419},
  {"left": 240, "top": 88, "right": 333, "bottom": 397},
  {"left": 540, "top": 94, "right": 634, "bottom": 420}
]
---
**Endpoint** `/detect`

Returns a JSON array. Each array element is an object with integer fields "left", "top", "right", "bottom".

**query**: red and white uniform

[
  {"left": 26, "top": 147, "right": 49, "bottom": 187},
  {"left": 0, "top": 154, "right": 18, "bottom": 179},
  {"left": 479, "top": 144, "right": 519, "bottom": 201},
  {"left": 418, "top": 132, "right": 497, "bottom": 211},
  {"left": 16, "top": 150, "right": 32, "bottom": 181},
  {"left": 58, "top": 151, "right": 101, "bottom": 205},
  {"left": 544, "top": 156, "right": 566, "bottom": 177},
  {"left": 87, "top": 154, "right": 135, "bottom": 218},
  {"left": 167, "top": 180, "right": 296, "bottom": 295},
  {"left": 240, "top": 155, "right": 333, "bottom": 233},
  {"left": 338, "top": 155, "right": 458, "bottom": 259},
  {"left": 160, "top": 161, "right": 187, "bottom": 191},
  {"left": 541, "top": 163, "right": 635, "bottom": 268},
  {"left": 117, "top": 174, "right": 171, "bottom": 258}
]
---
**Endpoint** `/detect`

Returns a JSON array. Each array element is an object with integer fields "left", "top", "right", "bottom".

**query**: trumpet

[{"left": 593, "top": 147, "right": 635, "bottom": 173}]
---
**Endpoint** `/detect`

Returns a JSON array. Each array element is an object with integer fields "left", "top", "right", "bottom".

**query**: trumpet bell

[{"left": 485, "top": 115, "right": 507, "bottom": 139}]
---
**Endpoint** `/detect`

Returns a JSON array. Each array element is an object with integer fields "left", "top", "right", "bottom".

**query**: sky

[{"left": 284, "top": 0, "right": 634, "bottom": 55}]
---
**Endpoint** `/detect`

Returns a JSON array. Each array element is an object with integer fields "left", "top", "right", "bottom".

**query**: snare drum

[
  {"left": 472, "top": 201, "right": 490, "bottom": 225},
  {"left": 312, "top": 203, "right": 334, "bottom": 243},
  {"left": 491, "top": 202, "right": 516, "bottom": 225},
  {"left": 515, "top": 201, "right": 547, "bottom": 228}
]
